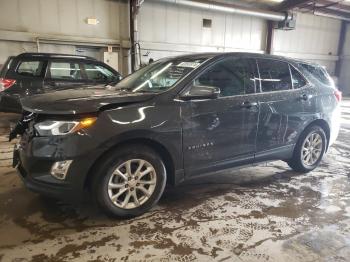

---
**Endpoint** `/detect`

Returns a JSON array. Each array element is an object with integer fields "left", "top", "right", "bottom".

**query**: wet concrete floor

[{"left": 0, "top": 101, "right": 350, "bottom": 261}]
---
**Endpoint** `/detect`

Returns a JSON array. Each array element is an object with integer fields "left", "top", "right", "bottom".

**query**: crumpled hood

[{"left": 20, "top": 86, "right": 155, "bottom": 115}]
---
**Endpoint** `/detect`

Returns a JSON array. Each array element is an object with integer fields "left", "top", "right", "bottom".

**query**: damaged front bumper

[{"left": 12, "top": 123, "right": 103, "bottom": 202}]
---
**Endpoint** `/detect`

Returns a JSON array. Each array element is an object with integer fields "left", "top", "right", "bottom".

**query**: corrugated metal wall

[
  {"left": 137, "top": 0, "right": 266, "bottom": 64},
  {"left": 273, "top": 13, "right": 341, "bottom": 75},
  {"left": 0, "top": 0, "right": 128, "bottom": 40},
  {"left": 137, "top": 1, "right": 341, "bottom": 77},
  {"left": 0, "top": 0, "right": 129, "bottom": 74}
]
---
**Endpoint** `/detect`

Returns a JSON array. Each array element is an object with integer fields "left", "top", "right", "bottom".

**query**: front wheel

[
  {"left": 92, "top": 145, "right": 167, "bottom": 218},
  {"left": 287, "top": 125, "right": 327, "bottom": 173}
]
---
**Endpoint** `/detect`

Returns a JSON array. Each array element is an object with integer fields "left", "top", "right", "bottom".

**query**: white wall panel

[
  {"left": 0, "top": 0, "right": 128, "bottom": 40},
  {"left": 273, "top": 13, "right": 341, "bottom": 74},
  {"left": 339, "top": 24, "right": 350, "bottom": 94},
  {"left": 137, "top": 1, "right": 267, "bottom": 64}
]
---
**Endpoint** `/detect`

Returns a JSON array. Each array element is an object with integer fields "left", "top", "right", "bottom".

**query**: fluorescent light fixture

[{"left": 86, "top": 18, "right": 100, "bottom": 25}]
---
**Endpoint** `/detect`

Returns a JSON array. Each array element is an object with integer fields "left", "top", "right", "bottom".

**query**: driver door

[{"left": 181, "top": 57, "right": 260, "bottom": 177}]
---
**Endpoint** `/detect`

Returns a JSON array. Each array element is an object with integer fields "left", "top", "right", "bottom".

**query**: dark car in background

[
  {"left": 11, "top": 52, "right": 341, "bottom": 218},
  {"left": 0, "top": 53, "right": 122, "bottom": 113}
]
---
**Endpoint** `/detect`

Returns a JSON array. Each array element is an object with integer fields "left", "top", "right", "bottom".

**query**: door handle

[
  {"left": 300, "top": 94, "right": 312, "bottom": 101},
  {"left": 240, "top": 101, "right": 258, "bottom": 108}
]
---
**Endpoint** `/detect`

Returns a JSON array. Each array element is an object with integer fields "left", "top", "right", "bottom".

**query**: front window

[
  {"left": 49, "top": 62, "right": 83, "bottom": 80},
  {"left": 257, "top": 59, "right": 292, "bottom": 92},
  {"left": 115, "top": 57, "right": 208, "bottom": 93},
  {"left": 193, "top": 57, "right": 256, "bottom": 97}
]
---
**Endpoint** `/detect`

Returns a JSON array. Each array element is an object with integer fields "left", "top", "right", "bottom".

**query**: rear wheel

[
  {"left": 287, "top": 125, "right": 327, "bottom": 173},
  {"left": 92, "top": 145, "right": 166, "bottom": 218}
]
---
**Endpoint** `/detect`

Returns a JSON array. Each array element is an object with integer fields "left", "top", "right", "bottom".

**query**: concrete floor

[{"left": 0, "top": 101, "right": 350, "bottom": 262}]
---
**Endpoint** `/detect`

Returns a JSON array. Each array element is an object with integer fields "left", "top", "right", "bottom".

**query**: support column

[{"left": 266, "top": 20, "right": 274, "bottom": 54}]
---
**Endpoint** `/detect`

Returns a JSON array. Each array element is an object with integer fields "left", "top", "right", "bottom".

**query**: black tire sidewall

[{"left": 93, "top": 145, "right": 166, "bottom": 218}]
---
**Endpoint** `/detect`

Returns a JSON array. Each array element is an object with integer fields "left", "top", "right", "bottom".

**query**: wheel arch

[
  {"left": 302, "top": 119, "right": 330, "bottom": 150},
  {"left": 84, "top": 136, "right": 177, "bottom": 191}
]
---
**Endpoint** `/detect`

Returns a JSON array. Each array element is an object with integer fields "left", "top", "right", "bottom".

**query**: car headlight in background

[{"left": 34, "top": 117, "right": 97, "bottom": 136}]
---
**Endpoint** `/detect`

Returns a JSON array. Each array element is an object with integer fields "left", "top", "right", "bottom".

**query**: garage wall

[
  {"left": 137, "top": 0, "right": 267, "bottom": 65},
  {"left": 137, "top": 2, "right": 341, "bottom": 77},
  {"left": 338, "top": 24, "right": 350, "bottom": 94},
  {"left": 273, "top": 13, "right": 341, "bottom": 75},
  {"left": 0, "top": 0, "right": 129, "bottom": 74}
]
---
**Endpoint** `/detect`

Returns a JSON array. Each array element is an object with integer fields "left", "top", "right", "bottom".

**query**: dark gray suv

[
  {"left": 11, "top": 52, "right": 341, "bottom": 218},
  {"left": 0, "top": 53, "right": 121, "bottom": 113}
]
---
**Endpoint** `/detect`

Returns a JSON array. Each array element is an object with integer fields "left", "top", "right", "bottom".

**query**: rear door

[
  {"left": 254, "top": 58, "right": 309, "bottom": 160},
  {"left": 44, "top": 59, "right": 87, "bottom": 91}
]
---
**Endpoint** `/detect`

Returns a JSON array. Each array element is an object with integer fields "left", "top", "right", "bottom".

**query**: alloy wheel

[
  {"left": 301, "top": 132, "right": 323, "bottom": 166},
  {"left": 107, "top": 159, "right": 157, "bottom": 209}
]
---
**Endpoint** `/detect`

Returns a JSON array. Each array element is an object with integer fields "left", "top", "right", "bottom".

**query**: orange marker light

[{"left": 72, "top": 117, "right": 97, "bottom": 132}]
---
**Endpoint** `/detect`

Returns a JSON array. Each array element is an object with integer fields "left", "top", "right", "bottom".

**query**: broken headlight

[{"left": 34, "top": 117, "right": 97, "bottom": 136}]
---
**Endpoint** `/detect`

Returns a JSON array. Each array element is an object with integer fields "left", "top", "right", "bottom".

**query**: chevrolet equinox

[{"left": 10, "top": 53, "right": 342, "bottom": 218}]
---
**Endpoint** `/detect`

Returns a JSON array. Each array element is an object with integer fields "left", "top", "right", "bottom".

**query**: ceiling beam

[
  {"left": 300, "top": 4, "right": 350, "bottom": 19},
  {"left": 275, "top": 0, "right": 313, "bottom": 11},
  {"left": 315, "top": 0, "right": 350, "bottom": 12}
]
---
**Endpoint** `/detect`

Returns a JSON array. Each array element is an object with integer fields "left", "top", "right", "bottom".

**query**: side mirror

[{"left": 181, "top": 85, "right": 220, "bottom": 100}]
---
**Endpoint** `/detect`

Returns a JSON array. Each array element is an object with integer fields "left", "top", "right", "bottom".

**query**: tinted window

[
  {"left": 17, "top": 60, "right": 44, "bottom": 77},
  {"left": 84, "top": 63, "right": 117, "bottom": 82},
  {"left": 194, "top": 58, "right": 255, "bottom": 97},
  {"left": 299, "top": 63, "right": 332, "bottom": 86},
  {"left": 49, "top": 62, "right": 82, "bottom": 80},
  {"left": 258, "top": 59, "right": 292, "bottom": 92},
  {"left": 290, "top": 66, "right": 307, "bottom": 89}
]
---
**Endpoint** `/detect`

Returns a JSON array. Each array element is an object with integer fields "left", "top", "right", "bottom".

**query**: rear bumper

[{"left": 329, "top": 104, "right": 341, "bottom": 147}]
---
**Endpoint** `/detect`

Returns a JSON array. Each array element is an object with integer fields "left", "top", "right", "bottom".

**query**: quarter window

[
  {"left": 257, "top": 59, "right": 292, "bottom": 92},
  {"left": 194, "top": 58, "right": 256, "bottom": 97},
  {"left": 49, "top": 62, "right": 82, "bottom": 80},
  {"left": 17, "top": 60, "right": 44, "bottom": 77},
  {"left": 299, "top": 63, "right": 332, "bottom": 86},
  {"left": 290, "top": 66, "right": 307, "bottom": 89},
  {"left": 84, "top": 63, "right": 117, "bottom": 82}
]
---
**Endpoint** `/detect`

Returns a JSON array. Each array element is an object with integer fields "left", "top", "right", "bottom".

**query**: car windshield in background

[{"left": 115, "top": 58, "right": 207, "bottom": 93}]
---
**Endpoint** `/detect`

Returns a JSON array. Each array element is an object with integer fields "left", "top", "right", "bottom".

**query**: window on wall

[
  {"left": 193, "top": 58, "right": 256, "bottom": 97},
  {"left": 17, "top": 60, "right": 44, "bottom": 77},
  {"left": 290, "top": 66, "right": 307, "bottom": 89},
  {"left": 257, "top": 59, "right": 292, "bottom": 92},
  {"left": 49, "top": 62, "right": 82, "bottom": 80}
]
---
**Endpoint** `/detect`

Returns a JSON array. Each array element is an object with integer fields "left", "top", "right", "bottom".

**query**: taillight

[
  {"left": 334, "top": 89, "right": 342, "bottom": 103},
  {"left": 0, "top": 78, "right": 16, "bottom": 91}
]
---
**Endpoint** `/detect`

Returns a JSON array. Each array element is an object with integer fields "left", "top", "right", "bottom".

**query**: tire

[
  {"left": 91, "top": 144, "right": 167, "bottom": 218},
  {"left": 287, "top": 125, "right": 327, "bottom": 173}
]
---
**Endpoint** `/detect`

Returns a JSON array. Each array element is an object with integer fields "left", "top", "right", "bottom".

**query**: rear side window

[
  {"left": 257, "top": 59, "right": 292, "bottom": 92},
  {"left": 84, "top": 63, "right": 117, "bottom": 82},
  {"left": 17, "top": 60, "right": 44, "bottom": 77},
  {"left": 290, "top": 66, "right": 307, "bottom": 89},
  {"left": 194, "top": 58, "right": 256, "bottom": 97},
  {"left": 299, "top": 64, "right": 332, "bottom": 86},
  {"left": 49, "top": 62, "right": 83, "bottom": 80}
]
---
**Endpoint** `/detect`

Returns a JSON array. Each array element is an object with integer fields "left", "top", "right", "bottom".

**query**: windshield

[{"left": 115, "top": 57, "right": 208, "bottom": 93}]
